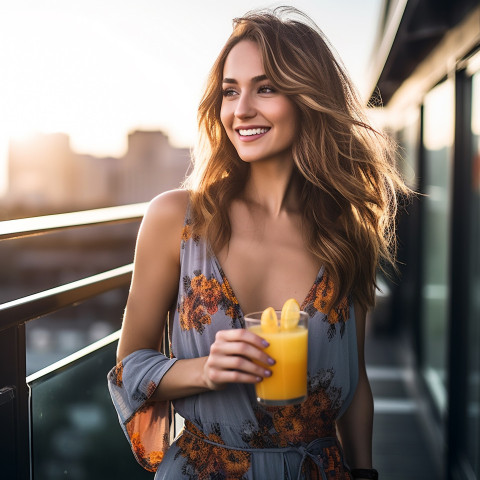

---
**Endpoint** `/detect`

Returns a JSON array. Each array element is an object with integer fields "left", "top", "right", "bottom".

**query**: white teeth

[{"left": 238, "top": 128, "right": 269, "bottom": 136}]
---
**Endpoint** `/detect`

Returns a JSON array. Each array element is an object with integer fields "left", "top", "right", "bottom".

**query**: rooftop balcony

[{"left": 0, "top": 204, "right": 446, "bottom": 479}]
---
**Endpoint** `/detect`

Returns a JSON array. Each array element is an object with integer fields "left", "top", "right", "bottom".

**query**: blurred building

[
  {"left": 7, "top": 133, "right": 77, "bottom": 213},
  {"left": 119, "top": 130, "right": 191, "bottom": 205},
  {"left": 5, "top": 129, "right": 191, "bottom": 216},
  {"left": 368, "top": 0, "right": 479, "bottom": 478},
  {"left": 1, "top": 129, "right": 191, "bottom": 373}
]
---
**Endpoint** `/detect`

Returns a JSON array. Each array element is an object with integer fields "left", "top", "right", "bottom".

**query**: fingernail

[
  {"left": 264, "top": 370, "right": 272, "bottom": 377},
  {"left": 267, "top": 358, "right": 275, "bottom": 365},
  {"left": 256, "top": 377, "right": 262, "bottom": 383},
  {"left": 262, "top": 340, "right": 269, "bottom": 347}
]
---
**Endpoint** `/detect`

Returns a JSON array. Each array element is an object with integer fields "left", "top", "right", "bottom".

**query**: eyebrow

[{"left": 222, "top": 74, "right": 268, "bottom": 84}]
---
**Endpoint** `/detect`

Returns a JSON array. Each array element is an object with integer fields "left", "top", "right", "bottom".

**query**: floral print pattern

[
  {"left": 176, "top": 417, "right": 350, "bottom": 480},
  {"left": 303, "top": 270, "right": 350, "bottom": 340},
  {"left": 129, "top": 432, "right": 166, "bottom": 471},
  {"left": 171, "top": 366, "right": 349, "bottom": 477},
  {"left": 241, "top": 369, "right": 342, "bottom": 450},
  {"left": 110, "top": 362, "right": 123, "bottom": 387},
  {"left": 269, "top": 368, "right": 342, "bottom": 443},
  {"left": 181, "top": 220, "right": 200, "bottom": 247},
  {"left": 178, "top": 269, "right": 242, "bottom": 333},
  {"left": 120, "top": 377, "right": 165, "bottom": 472},
  {"left": 176, "top": 421, "right": 250, "bottom": 480}
]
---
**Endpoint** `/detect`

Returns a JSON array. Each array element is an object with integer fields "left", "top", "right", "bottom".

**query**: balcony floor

[{"left": 365, "top": 327, "right": 445, "bottom": 479}]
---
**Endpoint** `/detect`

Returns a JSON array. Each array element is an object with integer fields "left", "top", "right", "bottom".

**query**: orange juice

[
  {"left": 249, "top": 325, "right": 308, "bottom": 403},
  {"left": 246, "top": 311, "right": 308, "bottom": 406}
]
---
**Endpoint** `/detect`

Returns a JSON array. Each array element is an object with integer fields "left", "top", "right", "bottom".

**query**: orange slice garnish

[
  {"left": 280, "top": 298, "right": 300, "bottom": 330},
  {"left": 260, "top": 306, "right": 279, "bottom": 333}
]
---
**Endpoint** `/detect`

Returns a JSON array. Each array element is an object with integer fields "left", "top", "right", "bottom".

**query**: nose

[{"left": 234, "top": 92, "right": 256, "bottom": 119}]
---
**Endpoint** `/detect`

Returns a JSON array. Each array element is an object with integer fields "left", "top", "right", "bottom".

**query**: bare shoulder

[
  {"left": 146, "top": 188, "right": 190, "bottom": 221},
  {"left": 141, "top": 189, "right": 190, "bottom": 235},
  {"left": 134, "top": 189, "right": 190, "bottom": 263}
]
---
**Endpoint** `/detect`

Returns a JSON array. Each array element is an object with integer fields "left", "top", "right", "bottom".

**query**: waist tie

[{"left": 183, "top": 426, "right": 341, "bottom": 480}]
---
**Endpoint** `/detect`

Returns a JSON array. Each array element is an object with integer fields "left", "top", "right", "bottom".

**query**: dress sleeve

[{"left": 107, "top": 349, "right": 178, "bottom": 472}]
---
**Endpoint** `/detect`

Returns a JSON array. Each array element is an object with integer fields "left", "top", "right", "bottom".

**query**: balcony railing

[{"left": 0, "top": 203, "right": 158, "bottom": 479}]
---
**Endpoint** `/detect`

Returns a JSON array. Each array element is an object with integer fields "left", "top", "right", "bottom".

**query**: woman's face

[{"left": 220, "top": 40, "right": 297, "bottom": 166}]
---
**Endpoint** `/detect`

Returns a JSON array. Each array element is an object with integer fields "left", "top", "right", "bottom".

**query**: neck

[{"left": 242, "top": 160, "right": 300, "bottom": 217}]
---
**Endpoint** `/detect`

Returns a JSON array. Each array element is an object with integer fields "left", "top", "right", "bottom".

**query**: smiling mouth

[{"left": 237, "top": 127, "right": 270, "bottom": 137}]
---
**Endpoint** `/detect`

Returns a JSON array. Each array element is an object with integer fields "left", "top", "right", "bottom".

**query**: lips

[
  {"left": 236, "top": 126, "right": 270, "bottom": 141},
  {"left": 238, "top": 127, "right": 270, "bottom": 136}
]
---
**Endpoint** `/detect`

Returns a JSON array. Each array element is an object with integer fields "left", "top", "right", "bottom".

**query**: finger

[
  {"left": 215, "top": 329, "right": 270, "bottom": 349},
  {"left": 208, "top": 354, "right": 272, "bottom": 378},
  {"left": 210, "top": 340, "right": 275, "bottom": 367}
]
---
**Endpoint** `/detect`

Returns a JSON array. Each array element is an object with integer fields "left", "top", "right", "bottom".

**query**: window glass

[
  {"left": 398, "top": 109, "right": 420, "bottom": 189},
  {"left": 467, "top": 70, "right": 480, "bottom": 475},
  {"left": 421, "top": 79, "right": 454, "bottom": 415}
]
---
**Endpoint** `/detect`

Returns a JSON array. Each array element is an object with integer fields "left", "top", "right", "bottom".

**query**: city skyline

[
  {"left": 4, "top": 129, "right": 190, "bottom": 217},
  {"left": 0, "top": 0, "right": 382, "bottom": 196}
]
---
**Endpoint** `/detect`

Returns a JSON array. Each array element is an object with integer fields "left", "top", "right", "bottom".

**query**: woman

[{"left": 109, "top": 7, "right": 407, "bottom": 479}]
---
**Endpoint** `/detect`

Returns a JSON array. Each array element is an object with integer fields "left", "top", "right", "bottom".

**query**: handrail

[
  {"left": 0, "top": 202, "right": 147, "bottom": 479},
  {"left": 0, "top": 264, "right": 133, "bottom": 331},
  {"left": 0, "top": 202, "right": 149, "bottom": 241}
]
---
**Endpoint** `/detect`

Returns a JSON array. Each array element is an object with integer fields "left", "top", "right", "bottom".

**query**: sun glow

[
  {"left": 0, "top": 1, "right": 381, "bottom": 198},
  {"left": 1, "top": 10, "right": 176, "bottom": 155}
]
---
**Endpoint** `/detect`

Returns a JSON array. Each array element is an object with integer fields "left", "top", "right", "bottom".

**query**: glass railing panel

[
  {"left": 28, "top": 334, "right": 152, "bottom": 479},
  {"left": 0, "top": 221, "right": 138, "bottom": 305},
  {"left": 25, "top": 287, "right": 129, "bottom": 376}
]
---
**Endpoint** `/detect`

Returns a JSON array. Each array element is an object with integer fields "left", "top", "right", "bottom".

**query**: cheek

[
  {"left": 278, "top": 108, "right": 298, "bottom": 139},
  {"left": 287, "top": 105, "right": 299, "bottom": 138},
  {"left": 220, "top": 108, "right": 235, "bottom": 147},
  {"left": 274, "top": 100, "right": 297, "bottom": 125},
  {"left": 220, "top": 110, "right": 237, "bottom": 146},
  {"left": 220, "top": 103, "right": 232, "bottom": 131}
]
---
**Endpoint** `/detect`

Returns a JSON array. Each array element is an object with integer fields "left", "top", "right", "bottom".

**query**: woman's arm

[
  {"left": 117, "top": 189, "right": 189, "bottom": 361},
  {"left": 117, "top": 189, "right": 273, "bottom": 402},
  {"left": 336, "top": 302, "right": 374, "bottom": 472},
  {"left": 153, "top": 328, "right": 274, "bottom": 400}
]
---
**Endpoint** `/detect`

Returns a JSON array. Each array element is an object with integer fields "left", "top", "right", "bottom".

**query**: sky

[{"left": 0, "top": 0, "right": 382, "bottom": 196}]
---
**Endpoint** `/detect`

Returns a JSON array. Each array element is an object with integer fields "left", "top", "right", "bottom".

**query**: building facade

[
  {"left": 4, "top": 129, "right": 190, "bottom": 217},
  {"left": 368, "top": 1, "right": 480, "bottom": 478}
]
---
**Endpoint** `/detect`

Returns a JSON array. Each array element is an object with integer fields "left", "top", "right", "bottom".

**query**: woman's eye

[
  {"left": 259, "top": 85, "right": 275, "bottom": 94},
  {"left": 222, "top": 88, "right": 237, "bottom": 97}
]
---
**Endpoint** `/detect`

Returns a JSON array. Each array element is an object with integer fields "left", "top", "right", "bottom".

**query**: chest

[{"left": 216, "top": 214, "right": 321, "bottom": 314}]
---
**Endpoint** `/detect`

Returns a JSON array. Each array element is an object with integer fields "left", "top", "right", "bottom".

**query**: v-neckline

[{"left": 210, "top": 250, "right": 325, "bottom": 319}]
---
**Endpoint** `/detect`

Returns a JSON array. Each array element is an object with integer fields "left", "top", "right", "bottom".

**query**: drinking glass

[{"left": 245, "top": 311, "right": 308, "bottom": 406}]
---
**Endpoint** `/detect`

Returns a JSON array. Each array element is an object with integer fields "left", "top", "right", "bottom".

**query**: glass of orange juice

[{"left": 245, "top": 310, "right": 308, "bottom": 406}]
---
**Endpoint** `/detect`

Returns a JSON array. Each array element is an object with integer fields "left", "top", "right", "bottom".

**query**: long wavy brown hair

[{"left": 184, "top": 6, "right": 409, "bottom": 313}]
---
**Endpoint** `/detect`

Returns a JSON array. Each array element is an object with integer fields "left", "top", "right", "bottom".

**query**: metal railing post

[{"left": 0, "top": 323, "right": 30, "bottom": 479}]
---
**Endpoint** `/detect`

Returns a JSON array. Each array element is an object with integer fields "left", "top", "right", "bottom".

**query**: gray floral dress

[{"left": 108, "top": 211, "right": 358, "bottom": 479}]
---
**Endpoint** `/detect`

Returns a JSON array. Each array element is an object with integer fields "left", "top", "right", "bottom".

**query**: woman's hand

[{"left": 202, "top": 329, "right": 275, "bottom": 390}]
